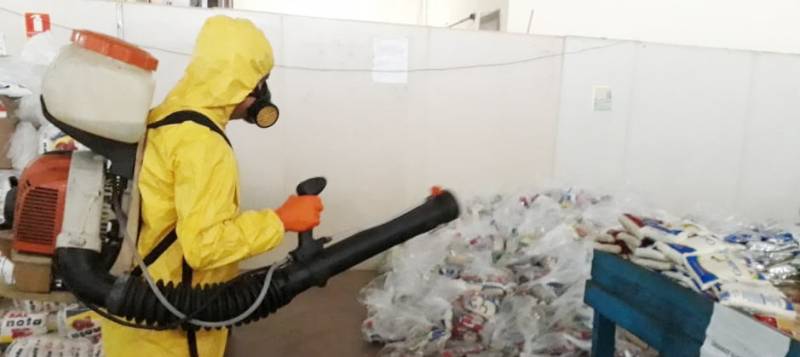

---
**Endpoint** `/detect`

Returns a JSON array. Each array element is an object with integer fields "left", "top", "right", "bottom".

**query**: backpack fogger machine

[{"left": 3, "top": 30, "right": 459, "bottom": 331}]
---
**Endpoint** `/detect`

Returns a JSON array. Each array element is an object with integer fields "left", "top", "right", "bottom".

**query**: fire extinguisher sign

[{"left": 25, "top": 13, "right": 51, "bottom": 38}]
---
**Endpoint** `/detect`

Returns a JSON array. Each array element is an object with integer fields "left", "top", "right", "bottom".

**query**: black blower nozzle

[{"left": 56, "top": 190, "right": 459, "bottom": 329}]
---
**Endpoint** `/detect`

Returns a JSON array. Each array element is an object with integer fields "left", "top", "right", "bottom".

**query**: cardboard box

[
  {"left": 0, "top": 96, "right": 19, "bottom": 170},
  {"left": 11, "top": 250, "right": 51, "bottom": 293},
  {"left": 0, "top": 230, "right": 11, "bottom": 257}
]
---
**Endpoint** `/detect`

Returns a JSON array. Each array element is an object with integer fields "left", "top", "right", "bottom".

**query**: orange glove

[{"left": 275, "top": 195, "right": 324, "bottom": 232}]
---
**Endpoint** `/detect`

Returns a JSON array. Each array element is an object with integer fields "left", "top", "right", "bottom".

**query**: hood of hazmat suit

[{"left": 103, "top": 16, "right": 281, "bottom": 357}]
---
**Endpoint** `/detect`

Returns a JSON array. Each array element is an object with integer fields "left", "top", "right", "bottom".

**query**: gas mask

[{"left": 245, "top": 81, "right": 280, "bottom": 128}]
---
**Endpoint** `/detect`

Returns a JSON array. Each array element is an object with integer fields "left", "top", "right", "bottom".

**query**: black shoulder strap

[
  {"left": 130, "top": 230, "right": 178, "bottom": 276},
  {"left": 148, "top": 110, "right": 231, "bottom": 147},
  {"left": 141, "top": 111, "right": 205, "bottom": 356},
  {"left": 130, "top": 228, "right": 198, "bottom": 356}
]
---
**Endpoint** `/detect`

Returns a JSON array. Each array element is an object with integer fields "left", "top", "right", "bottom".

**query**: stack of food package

[
  {"left": 591, "top": 213, "right": 800, "bottom": 339},
  {"left": 0, "top": 300, "right": 104, "bottom": 356}
]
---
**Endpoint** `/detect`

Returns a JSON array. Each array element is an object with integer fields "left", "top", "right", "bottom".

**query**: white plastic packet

[
  {"left": 92, "top": 340, "right": 105, "bottom": 357},
  {"left": 16, "top": 95, "right": 46, "bottom": 127},
  {"left": 633, "top": 247, "right": 667, "bottom": 262},
  {"left": 684, "top": 251, "right": 764, "bottom": 290},
  {"left": 0, "top": 81, "right": 32, "bottom": 98},
  {"left": 0, "top": 311, "right": 49, "bottom": 344},
  {"left": 655, "top": 235, "right": 733, "bottom": 265},
  {"left": 5, "top": 335, "right": 94, "bottom": 357},
  {"left": 718, "top": 282, "right": 797, "bottom": 320},
  {"left": 57, "top": 305, "right": 102, "bottom": 344},
  {"left": 38, "top": 122, "right": 85, "bottom": 154},
  {"left": 14, "top": 300, "right": 67, "bottom": 314},
  {"left": 4, "top": 335, "right": 32, "bottom": 356},
  {"left": 0, "top": 255, "right": 14, "bottom": 285},
  {"left": 619, "top": 214, "right": 683, "bottom": 242},
  {"left": 630, "top": 257, "right": 673, "bottom": 271},
  {"left": 661, "top": 270, "right": 700, "bottom": 291}
]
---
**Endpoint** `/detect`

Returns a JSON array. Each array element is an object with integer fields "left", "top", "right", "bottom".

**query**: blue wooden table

[{"left": 584, "top": 251, "right": 800, "bottom": 357}]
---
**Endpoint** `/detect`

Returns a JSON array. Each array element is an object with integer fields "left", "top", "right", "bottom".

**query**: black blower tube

[{"left": 56, "top": 191, "right": 459, "bottom": 329}]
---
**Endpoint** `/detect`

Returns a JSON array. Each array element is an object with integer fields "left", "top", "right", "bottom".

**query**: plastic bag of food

[
  {"left": 13, "top": 300, "right": 66, "bottom": 314},
  {"left": 0, "top": 311, "right": 49, "bottom": 344},
  {"left": 684, "top": 251, "right": 764, "bottom": 290},
  {"left": 718, "top": 282, "right": 796, "bottom": 319},
  {"left": 0, "top": 58, "right": 47, "bottom": 95},
  {"left": 5, "top": 335, "right": 94, "bottom": 357},
  {"left": 58, "top": 305, "right": 102, "bottom": 344},
  {"left": 0, "top": 255, "right": 14, "bottom": 285},
  {"left": 38, "top": 122, "right": 85, "bottom": 154},
  {"left": 0, "top": 81, "right": 32, "bottom": 98},
  {"left": 619, "top": 214, "right": 683, "bottom": 242},
  {"left": 487, "top": 295, "right": 542, "bottom": 354},
  {"left": 16, "top": 94, "right": 46, "bottom": 127},
  {"left": 363, "top": 189, "right": 610, "bottom": 356},
  {"left": 8, "top": 121, "right": 39, "bottom": 170},
  {"left": 654, "top": 235, "right": 732, "bottom": 266}
]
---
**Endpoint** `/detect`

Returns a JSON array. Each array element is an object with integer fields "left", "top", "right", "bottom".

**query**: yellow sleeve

[{"left": 171, "top": 128, "right": 285, "bottom": 271}]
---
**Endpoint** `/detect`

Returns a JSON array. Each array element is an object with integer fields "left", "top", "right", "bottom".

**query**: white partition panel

[
  {"left": 252, "top": 16, "right": 432, "bottom": 264},
  {"left": 736, "top": 53, "right": 800, "bottom": 221},
  {"left": 555, "top": 38, "right": 638, "bottom": 191},
  {"left": 556, "top": 37, "right": 800, "bottom": 220},
  {"left": 625, "top": 44, "right": 753, "bottom": 214}
]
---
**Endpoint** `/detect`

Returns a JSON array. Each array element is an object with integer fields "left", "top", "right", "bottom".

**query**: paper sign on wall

[
  {"left": 373, "top": 38, "right": 409, "bottom": 84},
  {"left": 593, "top": 85, "right": 612, "bottom": 111},
  {"left": 25, "top": 13, "right": 51, "bottom": 38}
]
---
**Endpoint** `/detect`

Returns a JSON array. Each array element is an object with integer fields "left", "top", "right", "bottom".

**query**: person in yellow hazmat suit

[{"left": 102, "top": 16, "right": 323, "bottom": 357}]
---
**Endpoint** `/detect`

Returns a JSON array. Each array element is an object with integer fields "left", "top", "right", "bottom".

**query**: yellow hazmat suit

[{"left": 102, "top": 16, "right": 283, "bottom": 357}]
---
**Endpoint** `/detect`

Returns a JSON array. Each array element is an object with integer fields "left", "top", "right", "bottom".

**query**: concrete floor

[{"left": 227, "top": 270, "right": 382, "bottom": 357}]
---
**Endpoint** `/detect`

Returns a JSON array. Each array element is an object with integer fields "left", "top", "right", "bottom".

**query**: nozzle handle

[
  {"left": 292, "top": 177, "right": 328, "bottom": 265},
  {"left": 296, "top": 177, "right": 327, "bottom": 196}
]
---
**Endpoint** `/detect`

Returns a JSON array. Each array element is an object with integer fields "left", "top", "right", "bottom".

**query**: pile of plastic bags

[
  {"left": 360, "top": 188, "right": 646, "bottom": 356},
  {"left": 361, "top": 186, "right": 800, "bottom": 356}
]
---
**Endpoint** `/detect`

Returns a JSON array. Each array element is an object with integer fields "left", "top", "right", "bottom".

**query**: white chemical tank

[{"left": 42, "top": 30, "right": 158, "bottom": 144}]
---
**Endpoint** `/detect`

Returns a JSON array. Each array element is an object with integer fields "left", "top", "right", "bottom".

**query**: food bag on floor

[
  {"left": 0, "top": 311, "right": 50, "bottom": 344},
  {"left": 57, "top": 305, "right": 102, "bottom": 344}
]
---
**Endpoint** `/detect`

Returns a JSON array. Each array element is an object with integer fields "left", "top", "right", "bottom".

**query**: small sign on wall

[
  {"left": 25, "top": 13, "right": 51, "bottom": 38},
  {"left": 373, "top": 38, "right": 409, "bottom": 84},
  {"left": 593, "top": 85, "right": 612, "bottom": 111}
]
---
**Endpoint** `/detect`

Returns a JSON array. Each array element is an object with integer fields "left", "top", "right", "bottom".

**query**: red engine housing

[{"left": 12, "top": 153, "right": 71, "bottom": 256}]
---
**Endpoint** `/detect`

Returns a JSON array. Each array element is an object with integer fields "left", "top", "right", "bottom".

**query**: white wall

[
  {"left": 233, "top": 0, "right": 508, "bottom": 30},
  {"left": 0, "top": 0, "right": 561, "bottom": 269},
  {"left": 507, "top": 0, "right": 800, "bottom": 54},
  {"left": 4, "top": 0, "right": 800, "bottom": 269},
  {"left": 426, "top": 0, "right": 507, "bottom": 30},
  {"left": 234, "top": 0, "right": 425, "bottom": 26},
  {"left": 555, "top": 37, "right": 800, "bottom": 222}
]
